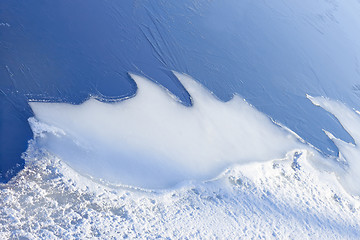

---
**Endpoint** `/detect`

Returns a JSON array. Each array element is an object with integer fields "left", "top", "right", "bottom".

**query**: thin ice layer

[{"left": 29, "top": 73, "right": 301, "bottom": 189}]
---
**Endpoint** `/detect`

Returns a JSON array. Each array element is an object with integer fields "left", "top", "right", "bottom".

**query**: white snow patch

[
  {"left": 308, "top": 95, "right": 360, "bottom": 196},
  {"left": 28, "top": 73, "right": 302, "bottom": 189}
]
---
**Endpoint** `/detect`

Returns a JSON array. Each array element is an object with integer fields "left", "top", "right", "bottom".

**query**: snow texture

[{"left": 0, "top": 146, "right": 359, "bottom": 239}]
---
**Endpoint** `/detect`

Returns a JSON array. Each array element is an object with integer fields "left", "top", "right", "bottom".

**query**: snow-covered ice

[{"left": 2, "top": 74, "right": 360, "bottom": 238}]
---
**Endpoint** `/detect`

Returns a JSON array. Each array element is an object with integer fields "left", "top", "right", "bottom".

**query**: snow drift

[{"left": 29, "top": 73, "right": 302, "bottom": 189}]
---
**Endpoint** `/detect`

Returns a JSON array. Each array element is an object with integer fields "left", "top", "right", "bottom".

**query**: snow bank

[
  {"left": 29, "top": 73, "right": 301, "bottom": 189},
  {"left": 1, "top": 146, "right": 359, "bottom": 239}
]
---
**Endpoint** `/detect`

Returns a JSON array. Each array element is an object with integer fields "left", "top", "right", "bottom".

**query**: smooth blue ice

[{"left": 1, "top": 0, "right": 360, "bottom": 182}]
